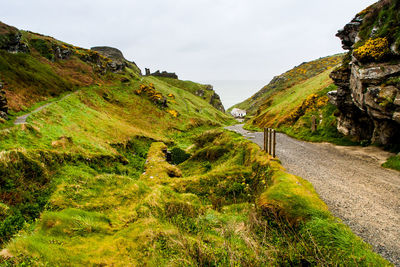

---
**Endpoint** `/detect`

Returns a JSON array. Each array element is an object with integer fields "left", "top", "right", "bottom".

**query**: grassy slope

[
  {"left": 242, "top": 55, "right": 359, "bottom": 145},
  {"left": 230, "top": 54, "right": 342, "bottom": 115},
  {"left": 2, "top": 127, "right": 388, "bottom": 266},
  {"left": 0, "top": 24, "right": 389, "bottom": 265},
  {"left": 0, "top": 22, "right": 141, "bottom": 115},
  {"left": 155, "top": 77, "right": 224, "bottom": 112},
  {"left": 0, "top": 77, "right": 388, "bottom": 265},
  {"left": 155, "top": 77, "right": 214, "bottom": 103}
]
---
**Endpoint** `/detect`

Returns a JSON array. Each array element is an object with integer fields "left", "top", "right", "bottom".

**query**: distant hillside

[
  {"left": 230, "top": 55, "right": 342, "bottom": 115},
  {"left": 231, "top": 54, "right": 364, "bottom": 145},
  {"left": 0, "top": 22, "right": 140, "bottom": 113},
  {"left": 0, "top": 21, "right": 225, "bottom": 116},
  {"left": 156, "top": 77, "right": 225, "bottom": 112}
]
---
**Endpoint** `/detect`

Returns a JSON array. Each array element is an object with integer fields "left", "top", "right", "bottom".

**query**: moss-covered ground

[{"left": 0, "top": 76, "right": 389, "bottom": 265}]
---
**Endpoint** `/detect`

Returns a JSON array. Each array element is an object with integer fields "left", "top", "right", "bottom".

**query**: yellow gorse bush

[
  {"left": 135, "top": 83, "right": 167, "bottom": 107},
  {"left": 285, "top": 94, "right": 328, "bottom": 123},
  {"left": 166, "top": 109, "right": 179, "bottom": 117},
  {"left": 354, "top": 38, "right": 390, "bottom": 61}
]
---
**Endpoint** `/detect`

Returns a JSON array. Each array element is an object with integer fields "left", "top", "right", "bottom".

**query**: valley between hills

[{"left": 0, "top": 0, "right": 400, "bottom": 266}]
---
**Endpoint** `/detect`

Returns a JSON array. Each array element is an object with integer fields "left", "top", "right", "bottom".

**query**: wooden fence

[{"left": 263, "top": 128, "right": 276, "bottom": 157}]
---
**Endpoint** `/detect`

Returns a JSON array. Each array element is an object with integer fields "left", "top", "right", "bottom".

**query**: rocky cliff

[
  {"left": 329, "top": 0, "right": 400, "bottom": 146},
  {"left": 91, "top": 46, "right": 141, "bottom": 74}
]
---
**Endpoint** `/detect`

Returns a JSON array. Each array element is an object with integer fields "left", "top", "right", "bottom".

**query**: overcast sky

[{"left": 1, "top": 0, "right": 377, "bottom": 108}]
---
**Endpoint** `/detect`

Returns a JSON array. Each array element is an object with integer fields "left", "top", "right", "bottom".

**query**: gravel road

[{"left": 226, "top": 124, "right": 400, "bottom": 266}]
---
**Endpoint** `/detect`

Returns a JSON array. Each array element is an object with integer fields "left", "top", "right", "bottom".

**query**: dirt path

[
  {"left": 14, "top": 93, "right": 73, "bottom": 125},
  {"left": 225, "top": 124, "right": 400, "bottom": 266}
]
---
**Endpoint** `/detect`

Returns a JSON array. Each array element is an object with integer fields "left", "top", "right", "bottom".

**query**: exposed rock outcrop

[
  {"left": 53, "top": 45, "right": 72, "bottom": 60},
  {"left": 91, "top": 46, "right": 141, "bottom": 74},
  {"left": 209, "top": 92, "right": 225, "bottom": 113},
  {"left": 329, "top": 0, "right": 400, "bottom": 145},
  {"left": 145, "top": 68, "right": 178, "bottom": 79},
  {"left": 0, "top": 22, "right": 29, "bottom": 53},
  {"left": 0, "top": 82, "right": 8, "bottom": 120}
]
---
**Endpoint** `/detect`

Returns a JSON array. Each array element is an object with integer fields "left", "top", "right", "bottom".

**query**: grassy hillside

[
  {"left": 0, "top": 22, "right": 134, "bottom": 113},
  {"left": 240, "top": 55, "right": 360, "bottom": 145},
  {"left": 1, "top": 125, "right": 388, "bottom": 266},
  {"left": 230, "top": 54, "right": 342, "bottom": 115},
  {"left": 156, "top": 77, "right": 225, "bottom": 112},
  {"left": 0, "top": 23, "right": 389, "bottom": 265}
]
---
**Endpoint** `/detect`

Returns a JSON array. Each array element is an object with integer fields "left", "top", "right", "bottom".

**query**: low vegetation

[
  {"left": 1, "top": 128, "right": 388, "bottom": 265},
  {"left": 230, "top": 54, "right": 342, "bottom": 115},
  {"left": 382, "top": 154, "right": 400, "bottom": 171},
  {"left": 357, "top": 0, "right": 400, "bottom": 53}
]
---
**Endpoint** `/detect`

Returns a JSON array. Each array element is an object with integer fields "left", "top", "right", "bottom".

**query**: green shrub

[
  {"left": 29, "top": 39, "right": 54, "bottom": 61},
  {"left": 382, "top": 155, "right": 400, "bottom": 171}
]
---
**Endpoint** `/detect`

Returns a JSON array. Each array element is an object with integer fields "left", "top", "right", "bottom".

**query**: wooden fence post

[
  {"left": 272, "top": 129, "right": 276, "bottom": 158},
  {"left": 264, "top": 128, "right": 277, "bottom": 157},
  {"left": 311, "top": 115, "right": 317, "bottom": 133},
  {"left": 268, "top": 128, "right": 272, "bottom": 155},
  {"left": 263, "top": 128, "right": 267, "bottom": 152}
]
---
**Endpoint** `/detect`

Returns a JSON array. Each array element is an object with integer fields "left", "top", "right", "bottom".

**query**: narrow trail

[
  {"left": 14, "top": 93, "right": 73, "bottom": 125},
  {"left": 226, "top": 124, "right": 400, "bottom": 266}
]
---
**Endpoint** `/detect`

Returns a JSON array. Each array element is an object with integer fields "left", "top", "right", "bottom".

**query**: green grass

[
  {"left": 231, "top": 54, "right": 342, "bottom": 115},
  {"left": 382, "top": 155, "right": 400, "bottom": 171},
  {"left": 3, "top": 129, "right": 388, "bottom": 266},
  {"left": 245, "top": 74, "right": 358, "bottom": 146},
  {"left": 358, "top": 0, "right": 400, "bottom": 51},
  {"left": 0, "top": 72, "right": 232, "bottom": 250},
  {"left": 0, "top": 50, "right": 74, "bottom": 109}
]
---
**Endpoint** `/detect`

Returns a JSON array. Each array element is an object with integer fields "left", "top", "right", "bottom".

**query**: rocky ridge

[
  {"left": 91, "top": 46, "right": 141, "bottom": 74},
  {"left": 329, "top": 0, "right": 400, "bottom": 146},
  {"left": 145, "top": 68, "right": 178, "bottom": 79}
]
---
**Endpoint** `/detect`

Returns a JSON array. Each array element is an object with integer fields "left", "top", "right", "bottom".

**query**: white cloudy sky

[{"left": 1, "top": 0, "right": 377, "bottom": 108}]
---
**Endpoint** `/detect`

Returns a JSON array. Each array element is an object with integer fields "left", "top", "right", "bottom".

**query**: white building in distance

[{"left": 231, "top": 108, "right": 247, "bottom": 118}]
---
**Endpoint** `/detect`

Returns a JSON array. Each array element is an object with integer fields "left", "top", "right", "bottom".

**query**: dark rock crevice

[{"left": 0, "top": 82, "right": 8, "bottom": 120}]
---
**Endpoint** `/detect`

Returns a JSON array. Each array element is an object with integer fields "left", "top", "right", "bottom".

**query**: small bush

[
  {"left": 29, "top": 39, "right": 54, "bottom": 61},
  {"left": 354, "top": 38, "right": 390, "bottom": 62}
]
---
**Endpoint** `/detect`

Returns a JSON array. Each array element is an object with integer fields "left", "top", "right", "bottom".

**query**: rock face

[
  {"left": 0, "top": 22, "right": 29, "bottom": 53},
  {"left": 0, "top": 82, "right": 8, "bottom": 120},
  {"left": 209, "top": 92, "right": 225, "bottom": 113},
  {"left": 91, "top": 46, "right": 140, "bottom": 73},
  {"left": 53, "top": 45, "right": 72, "bottom": 60},
  {"left": 329, "top": 0, "right": 400, "bottom": 145}
]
